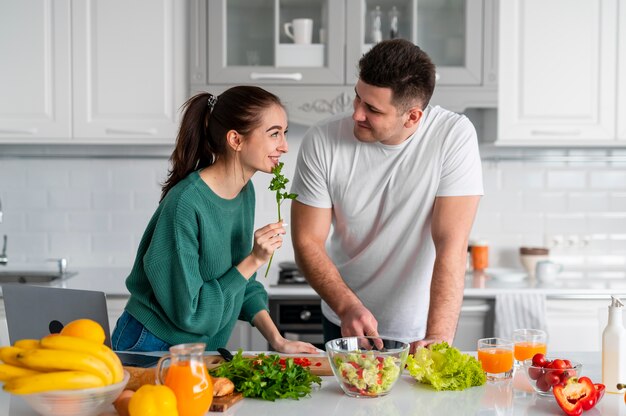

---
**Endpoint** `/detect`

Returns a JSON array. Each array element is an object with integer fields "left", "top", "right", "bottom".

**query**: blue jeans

[{"left": 112, "top": 311, "right": 171, "bottom": 352}]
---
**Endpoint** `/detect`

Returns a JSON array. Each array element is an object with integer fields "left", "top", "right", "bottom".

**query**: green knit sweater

[{"left": 125, "top": 170, "right": 268, "bottom": 349}]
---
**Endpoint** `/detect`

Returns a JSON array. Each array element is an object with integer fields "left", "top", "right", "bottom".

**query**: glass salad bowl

[{"left": 325, "top": 336, "right": 409, "bottom": 398}]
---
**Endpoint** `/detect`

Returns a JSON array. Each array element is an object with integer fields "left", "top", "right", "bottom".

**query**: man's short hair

[{"left": 358, "top": 39, "right": 436, "bottom": 112}]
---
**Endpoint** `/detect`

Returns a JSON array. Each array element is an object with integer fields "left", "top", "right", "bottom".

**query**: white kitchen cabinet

[
  {"left": 0, "top": 0, "right": 187, "bottom": 144},
  {"left": 225, "top": 321, "right": 268, "bottom": 351},
  {"left": 498, "top": 0, "right": 624, "bottom": 146},
  {"left": 192, "top": 0, "right": 497, "bottom": 125},
  {"left": 544, "top": 298, "right": 626, "bottom": 352},
  {"left": 0, "top": 0, "right": 72, "bottom": 139},
  {"left": 453, "top": 298, "right": 495, "bottom": 351},
  {"left": 71, "top": 0, "right": 187, "bottom": 143},
  {"left": 618, "top": 3, "right": 626, "bottom": 141}
]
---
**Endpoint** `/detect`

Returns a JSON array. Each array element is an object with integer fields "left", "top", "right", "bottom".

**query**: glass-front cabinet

[
  {"left": 191, "top": 0, "right": 497, "bottom": 124},
  {"left": 193, "top": 0, "right": 345, "bottom": 85},
  {"left": 346, "top": 0, "right": 486, "bottom": 86}
]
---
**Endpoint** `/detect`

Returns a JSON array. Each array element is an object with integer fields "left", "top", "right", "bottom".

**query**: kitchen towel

[{"left": 494, "top": 292, "right": 547, "bottom": 339}]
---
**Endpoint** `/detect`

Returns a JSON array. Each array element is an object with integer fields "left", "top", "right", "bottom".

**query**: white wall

[{"left": 1, "top": 123, "right": 626, "bottom": 283}]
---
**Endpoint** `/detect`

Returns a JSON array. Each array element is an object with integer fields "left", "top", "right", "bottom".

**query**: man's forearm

[
  {"left": 424, "top": 251, "right": 466, "bottom": 343},
  {"left": 294, "top": 240, "right": 361, "bottom": 317}
]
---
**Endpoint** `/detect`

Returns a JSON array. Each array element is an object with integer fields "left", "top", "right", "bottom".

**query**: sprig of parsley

[
  {"left": 264, "top": 162, "right": 297, "bottom": 277},
  {"left": 209, "top": 350, "right": 321, "bottom": 401}
]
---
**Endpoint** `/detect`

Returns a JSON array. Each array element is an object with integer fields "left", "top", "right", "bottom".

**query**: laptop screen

[{"left": 2, "top": 285, "right": 112, "bottom": 347}]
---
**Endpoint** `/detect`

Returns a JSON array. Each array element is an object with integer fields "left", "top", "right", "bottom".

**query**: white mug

[
  {"left": 284, "top": 18, "right": 313, "bottom": 44},
  {"left": 535, "top": 260, "right": 563, "bottom": 282}
]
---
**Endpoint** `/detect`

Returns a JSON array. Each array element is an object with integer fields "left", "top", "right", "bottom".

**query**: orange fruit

[{"left": 60, "top": 319, "right": 106, "bottom": 344}]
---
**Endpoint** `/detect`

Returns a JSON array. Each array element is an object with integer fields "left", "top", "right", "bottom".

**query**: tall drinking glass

[
  {"left": 477, "top": 338, "right": 514, "bottom": 381},
  {"left": 512, "top": 329, "right": 547, "bottom": 366}
]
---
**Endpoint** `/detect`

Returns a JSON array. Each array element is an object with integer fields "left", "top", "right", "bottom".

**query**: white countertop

[
  {"left": 1, "top": 267, "right": 625, "bottom": 300},
  {"left": 268, "top": 271, "right": 626, "bottom": 299},
  {"left": 0, "top": 351, "right": 624, "bottom": 415}
]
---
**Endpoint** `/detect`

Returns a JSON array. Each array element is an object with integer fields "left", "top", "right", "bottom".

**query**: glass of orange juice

[
  {"left": 512, "top": 328, "right": 547, "bottom": 366},
  {"left": 477, "top": 337, "right": 514, "bottom": 381}
]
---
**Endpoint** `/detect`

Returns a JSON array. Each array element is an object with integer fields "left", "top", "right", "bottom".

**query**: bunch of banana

[{"left": 0, "top": 334, "right": 124, "bottom": 395}]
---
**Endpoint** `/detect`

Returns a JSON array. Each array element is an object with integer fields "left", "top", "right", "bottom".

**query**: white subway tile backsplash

[
  {"left": 92, "top": 233, "right": 134, "bottom": 253},
  {"left": 546, "top": 170, "right": 587, "bottom": 189},
  {"left": 48, "top": 190, "right": 91, "bottom": 210},
  {"left": 568, "top": 192, "right": 609, "bottom": 212},
  {"left": 4, "top": 190, "right": 48, "bottom": 209},
  {"left": 523, "top": 192, "right": 567, "bottom": 213},
  {"left": 472, "top": 211, "right": 502, "bottom": 234},
  {"left": 132, "top": 191, "right": 160, "bottom": 210},
  {"left": 544, "top": 213, "right": 587, "bottom": 233},
  {"left": 501, "top": 213, "right": 544, "bottom": 234},
  {"left": 70, "top": 168, "right": 112, "bottom": 189},
  {"left": 67, "top": 213, "right": 111, "bottom": 232},
  {"left": 111, "top": 162, "right": 167, "bottom": 190},
  {"left": 589, "top": 171, "right": 626, "bottom": 189},
  {"left": 92, "top": 191, "right": 133, "bottom": 211},
  {"left": 26, "top": 163, "right": 70, "bottom": 188},
  {"left": 588, "top": 213, "right": 626, "bottom": 233},
  {"left": 501, "top": 168, "right": 544, "bottom": 190},
  {"left": 3, "top": 146, "right": 626, "bottom": 270},
  {"left": 26, "top": 213, "right": 67, "bottom": 232},
  {"left": 609, "top": 193, "right": 626, "bottom": 211},
  {"left": 49, "top": 232, "right": 91, "bottom": 257},
  {"left": 479, "top": 192, "right": 523, "bottom": 213},
  {"left": 111, "top": 212, "right": 153, "bottom": 233}
]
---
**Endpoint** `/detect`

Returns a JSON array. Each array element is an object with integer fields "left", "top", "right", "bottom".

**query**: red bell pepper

[{"left": 553, "top": 377, "right": 597, "bottom": 416}]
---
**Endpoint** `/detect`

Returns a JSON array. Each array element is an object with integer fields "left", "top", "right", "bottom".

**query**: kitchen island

[{"left": 0, "top": 352, "right": 624, "bottom": 415}]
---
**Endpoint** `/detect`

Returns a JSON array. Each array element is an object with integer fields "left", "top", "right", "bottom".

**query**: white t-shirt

[{"left": 291, "top": 105, "right": 484, "bottom": 342}]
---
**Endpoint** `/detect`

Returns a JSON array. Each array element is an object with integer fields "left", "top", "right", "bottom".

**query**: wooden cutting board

[
  {"left": 210, "top": 392, "right": 244, "bottom": 412},
  {"left": 203, "top": 354, "right": 333, "bottom": 376}
]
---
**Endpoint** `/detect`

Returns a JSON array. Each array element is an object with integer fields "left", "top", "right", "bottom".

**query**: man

[{"left": 290, "top": 39, "right": 483, "bottom": 353}]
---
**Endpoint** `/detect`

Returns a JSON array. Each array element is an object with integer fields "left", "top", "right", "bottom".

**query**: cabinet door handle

[
  {"left": 460, "top": 304, "right": 491, "bottom": 313},
  {"left": 530, "top": 129, "right": 581, "bottom": 136},
  {"left": 0, "top": 128, "right": 37, "bottom": 135},
  {"left": 250, "top": 72, "right": 303, "bottom": 81},
  {"left": 105, "top": 128, "right": 158, "bottom": 136}
]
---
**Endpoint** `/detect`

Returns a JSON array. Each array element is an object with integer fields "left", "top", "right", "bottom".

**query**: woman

[{"left": 112, "top": 86, "right": 317, "bottom": 353}]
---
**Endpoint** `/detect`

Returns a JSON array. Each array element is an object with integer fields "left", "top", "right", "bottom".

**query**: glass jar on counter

[{"left": 470, "top": 240, "right": 489, "bottom": 271}]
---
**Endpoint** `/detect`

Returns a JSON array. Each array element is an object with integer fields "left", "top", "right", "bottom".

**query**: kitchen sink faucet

[
  {"left": 0, "top": 196, "right": 7, "bottom": 265},
  {"left": 0, "top": 235, "right": 7, "bottom": 266}
]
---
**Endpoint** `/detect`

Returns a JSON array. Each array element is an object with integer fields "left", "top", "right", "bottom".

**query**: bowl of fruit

[
  {"left": 326, "top": 336, "right": 409, "bottom": 398},
  {"left": 522, "top": 353, "right": 582, "bottom": 396}
]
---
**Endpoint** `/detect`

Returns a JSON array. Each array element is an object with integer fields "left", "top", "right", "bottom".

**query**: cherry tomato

[
  {"left": 528, "top": 367, "right": 543, "bottom": 380},
  {"left": 544, "top": 372, "right": 562, "bottom": 387},
  {"left": 536, "top": 376, "right": 551, "bottom": 392},
  {"left": 532, "top": 353, "right": 548, "bottom": 367},
  {"left": 549, "top": 359, "right": 568, "bottom": 376}
]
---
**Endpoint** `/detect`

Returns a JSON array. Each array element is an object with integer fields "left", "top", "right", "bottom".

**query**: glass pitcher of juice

[{"left": 156, "top": 343, "right": 213, "bottom": 416}]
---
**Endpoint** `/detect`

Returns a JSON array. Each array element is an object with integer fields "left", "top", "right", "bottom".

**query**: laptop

[{"left": 2, "top": 285, "right": 160, "bottom": 368}]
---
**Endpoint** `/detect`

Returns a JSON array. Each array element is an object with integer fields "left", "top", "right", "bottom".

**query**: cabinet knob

[{"left": 300, "top": 310, "right": 312, "bottom": 321}]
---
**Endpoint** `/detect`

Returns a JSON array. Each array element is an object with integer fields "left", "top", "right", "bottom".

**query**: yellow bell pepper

[{"left": 128, "top": 384, "right": 178, "bottom": 416}]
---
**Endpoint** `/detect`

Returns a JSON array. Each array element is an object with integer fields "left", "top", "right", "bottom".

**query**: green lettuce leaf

[{"left": 406, "top": 342, "right": 486, "bottom": 391}]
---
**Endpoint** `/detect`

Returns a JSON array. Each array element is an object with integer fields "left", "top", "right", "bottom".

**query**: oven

[
  {"left": 268, "top": 262, "right": 325, "bottom": 349},
  {"left": 268, "top": 297, "right": 324, "bottom": 349}
]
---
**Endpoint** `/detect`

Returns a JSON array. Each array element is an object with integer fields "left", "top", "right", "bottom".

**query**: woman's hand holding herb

[
  {"left": 236, "top": 221, "right": 285, "bottom": 278},
  {"left": 251, "top": 221, "right": 286, "bottom": 263}
]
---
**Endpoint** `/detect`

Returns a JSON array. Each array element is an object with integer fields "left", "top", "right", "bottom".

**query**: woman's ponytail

[{"left": 160, "top": 93, "right": 216, "bottom": 201}]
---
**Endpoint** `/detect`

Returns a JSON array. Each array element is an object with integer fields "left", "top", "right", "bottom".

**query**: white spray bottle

[{"left": 602, "top": 296, "right": 626, "bottom": 393}]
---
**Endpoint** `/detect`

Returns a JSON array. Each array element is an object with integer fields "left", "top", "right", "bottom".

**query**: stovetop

[{"left": 275, "top": 261, "right": 308, "bottom": 285}]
